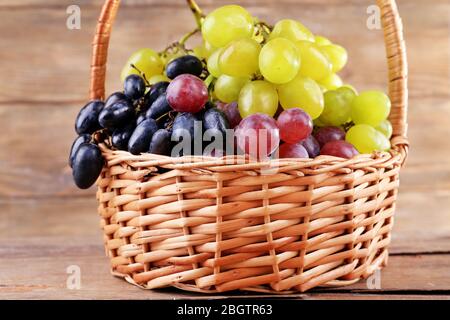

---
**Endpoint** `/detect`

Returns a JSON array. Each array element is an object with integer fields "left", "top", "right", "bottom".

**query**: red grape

[
  {"left": 235, "top": 113, "right": 280, "bottom": 159},
  {"left": 314, "top": 126, "right": 346, "bottom": 147},
  {"left": 166, "top": 74, "right": 208, "bottom": 113},
  {"left": 320, "top": 140, "right": 359, "bottom": 159},
  {"left": 216, "top": 101, "right": 242, "bottom": 128},
  {"left": 279, "top": 143, "right": 309, "bottom": 159},
  {"left": 277, "top": 108, "right": 313, "bottom": 144},
  {"left": 301, "top": 135, "right": 320, "bottom": 158}
]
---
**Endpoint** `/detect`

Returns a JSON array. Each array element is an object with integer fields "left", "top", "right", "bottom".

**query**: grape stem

[
  {"left": 179, "top": 28, "right": 200, "bottom": 45},
  {"left": 130, "top": 64, "right": 151, "bottom": 86},
  {"left": 186, "top": 0, "right": 205, "bottom": 29}
]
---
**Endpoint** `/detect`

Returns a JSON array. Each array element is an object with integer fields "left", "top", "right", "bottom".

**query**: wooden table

[{"left": 1, "top": 0, "right": 449, "bottom": 300}]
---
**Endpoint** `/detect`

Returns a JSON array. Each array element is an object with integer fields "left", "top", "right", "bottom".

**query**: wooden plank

[{"left": 0, "top": 1, "right": 447, "bottom": 103}]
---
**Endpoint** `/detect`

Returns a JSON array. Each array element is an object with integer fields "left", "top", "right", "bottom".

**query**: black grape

[
  {"left": 149, "top": 129, "right": 172, "bottom": 156},
  {"left": 203, "top": 107, "right": 230, "bottom": 135},
  {"left": 171, "top": 112, "right": 202, "bottom": 156},
  {"left": 75, "top": 100, "right": 104, "bottom": 134},
  {"left": 127, "top": 119, "right": 158, "bottom": 155},
  {"left": 136, "top": 113, "right": 147, "bottom": 126},
  {"left": 72, "top": 143, "right": 104, "bottom": 189},
  {"left": 105, "top": 92, "right": 130, "bottom": 108},
  {"left": 112, "top": 124, "right": 135, "bottom": 151},
  {"left": 69, "top": 134, "right": 91, "bottom": 168},
  {"left": 146, "top": 94, "right": 172, "bottom": 120},
  {"left": 166, "top": 55, "right": 203, "bottom": 79},
  {"left": 124, "top": 74, "right": 146, "bottom": 100},
  {"left": 143, "top": 81, "right": 170, "bottom": 110},
  {"left": 98, "top": 100, "right": 134, "bottom": 130}
]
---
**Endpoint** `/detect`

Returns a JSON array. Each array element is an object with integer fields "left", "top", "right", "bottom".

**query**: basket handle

[{"left": 89, "top": 0, "right": 408, "bottom": 151}]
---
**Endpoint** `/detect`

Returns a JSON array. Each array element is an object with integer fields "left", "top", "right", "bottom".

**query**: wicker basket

[{"left": 91, "top": 0, "right": 409, "bottom": 293}]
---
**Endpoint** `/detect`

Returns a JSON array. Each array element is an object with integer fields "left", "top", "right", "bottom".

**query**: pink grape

[
  {"left": 216, "top": 101, "right": 242, "bottom": 128},
  {"left": 277, "top": 108, "right": 313, "bottom": 144},
  {"left": 314, "top": 126, "right": 346, "bottom": 147},
  {"left": 166, "top": 74, "right": 208, "bottom": 113},
  {"left": 320, "top": 140, "right": 359, "bottom": 159},
  {"left": 279, "top": 143, "right": 309, "bottom": 159},
  {"left": 235, "top": 113, "right": 280, "bottom": 159},
  {"left": 301, "top": 135, "right": 320, "bottom": 158}
]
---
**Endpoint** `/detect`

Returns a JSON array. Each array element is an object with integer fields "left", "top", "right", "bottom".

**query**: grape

[
  {"left": 136, "top": 113, "right": 146, "bottom": 126},
  {"left": 314, "top": 126, "right": 346, "bottom": 147},
  {"left": 295, "top": 41, "right": 332, "bottom": 81},
  {"left": 149, "top": 129, "right": 172, "bottom": 156},
  {"left": 171, "top": 112, "right": 202, "bottom": 156},
  {"left": 376, "top": 119, "right": 393, "bottom": 139},
  {"left": 351, "top": 91, "right": 391, "bottom": 126},
  {"left": 204, "top": 40, "right": 218, "bottom": 58},
  {"left": 98, "top": 100, "right": 134, "bottom": 130},
  {"left": 124, "top": 74, "right": 146, "bottom": 100},
  {"left": 148, "top": 74, "right": 170, "bottom": 85},
  {"left": 319, "top": 87, "right": 356, "bottom": 126},
  {"left": 269, "top": 19, "right": 314, "bottom": 42},
  {"left": 105, "top": 92, "right": 129, "bottom": 108},
  {"left": 143, "top": 81, "right": 170, "bottom": 110},
  {"left": 72, "top": 143, "right": 104, "bottom": 189},
  {"left": 219, "top": 38, "right": 261, "bottom": 77},
  {"left": 313, "top": 117, "right": 326, "bottom": 128},
  {"left": 320, "top": 140, "right": 359, "bottom": 159},
  {"left": 217, "top": 101, "right": 242, "bottom": 129},
  {"left": 319, "top": 73, "right": 343, "bottom": 91},
  {"left": 202, "top": 5, "right": 254, "bottom": 48},
  {"left": 202, "top": 107, "right": 230, "bottom": 137},
  {"left": 320, "top": 44, "right": 348, "bottom": 73},
  {"left": 166, "top": 74, "right": 208, "bottom": 113},
  {"left": 193, "top": 44, "right": 208, "bottom": 60},
  {"left": 341, "top": 84, "right": 358, "bottom": 95},
  {"left": 277, "top": 108, "right": 313, "bottom": 144},
  {"left": 238, "top": 80, "right": 278, "bottom": 118},
  {"left": 259, "top": 38, "right": 300, "bottom": 84},
  {"left": 235, "top": 113, "right": 280, "bottom": 159},
  {"left": 165, "top": 55, "right": 203, "bottom": 79},
  {"left": 69, "top": 134, "right": 91, "bottom": 168},
  {"left": 314, "top": 35, "right": 332, "bottom": 46},
  {"left": 75, "top": 100, "right": 104, "bottom": 135},
  {"left": 128, "top": 119, "right": 158, "bottom": 155},
  {"left": 346, "top": 124, "right": 390, "bottom": 154},
  {"left": 112, "top": 124, "right": 135, "bottom": 151},
  {"left": 207, "top": 49, "right": 222, "bottom": 78},
  {"left": 145, "top": 94, "right": 172, "bottom": 120},
  {"left": 214, "top": 75, "right": 249, "bottom": 103},
  {"left": 301, "top": 135, "right": 320, "bottom": 158},
  {"left": 121, "top": 48, "right": 164, "bottom": 82},
  {"left": 278, "top": 143, "right": 309, "bottom": 159},
  {"left": 277, "top": 75, "right": 324, "bottom": 119}
]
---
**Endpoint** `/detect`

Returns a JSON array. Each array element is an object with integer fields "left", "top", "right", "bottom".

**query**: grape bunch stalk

[{"left": 69, "top": 0, "right": 393, "bottom": 189}]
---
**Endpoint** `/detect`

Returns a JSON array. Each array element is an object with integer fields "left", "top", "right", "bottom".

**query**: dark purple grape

[
  {"left": 165, "top": 55, "right": 203, "bottom": 79},
  {"left": 124, "top": 74, "right": 146, "bottom": 100},
  {"left": 72, "top": 143, "right": 104, "bottom": 189},
  {"left": 314, "top": 126, "right": 346, "bottom": 147},
  {"left": 171, "top": 112, "right": 202, "bottom": 156},
  {"left": 146, "top": 94, "right": 172, "bottom": 120},
  {"left": 143, "top": 81, "right": 170, "bottom": 111},
  {"left": 301, "top": 135, "right": 320, "bottom": 158},
  {"left": 279, "top": 143, "right": 309, "bottom": 159},
  {"left": 112, "top": 124, "right": 135, "bottom": 151},
  {"left": 216, "top": 102, "right": 242, "bottom": 129},
  {"left": 149, "top": 129, "right": 172, "bottom": 156},
  {"left": 105, "top": 92, "right": 130, "bottom": 108},
  {"left": 320, "top": 140, "right": 359, "bottom": 159},
  {"left": 127, "top": 119, "right": 158, "bottom": 155},
  {"left": 203, "top": 108, "right": 229, "bottom": 138},
  {"left": 136, "top": 113, "right": 147, "bottom": 126},
  {"left": 98, "top": 100, "right": 134, "bottom": 130},
  {"left": 69, "top": 134, "right": 91, "bottom": 168},
  {"left": 75, "top": 100, "right": 104, "bottom": 134}
]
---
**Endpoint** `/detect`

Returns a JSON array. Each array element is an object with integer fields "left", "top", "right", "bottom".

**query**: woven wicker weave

[{"left": 91, "top": 0, "right": 409, "bottom": 293}]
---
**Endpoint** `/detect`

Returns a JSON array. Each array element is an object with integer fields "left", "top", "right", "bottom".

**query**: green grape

[
  {"left": 277, "top": 75, "right": 324, "bottom": 119},
  {"left": 315, "top": 35, "right": 332, "bottom": 46},
  {"left": 121, "top": 49, "right": 164, "bottom": 82},
  {"left": 296, "top": 41, "right": 332, "bottom": 81},
  {"left": 319, "top": 73, "right": 343, "bottom": 90},
  {"left": 376, "top": 119, "right": 393, "bottom": 139},
  {"left": 259, "top": 38, "right": 300, "bottom": 84},
  {"left": 341, "top": 84, "right": 358, "bottom": 95},
  {"left": 148, "top": 74, "right": 170, "bottom": 85},
  {"left": 269, "top": 19, "right": 314, "bottom": 42},
  {"left": 320, "top": 44, "right": 348, "bottom": 73},
  {"left": 313, "top": 117, "right": 326, "bottom": 127},
  {"left": 346, "top": 124, "right": 391, "bottom": 154},
  {"left": 351, "top": 90, "right": 391, "bottom": 126},
  {"left": 202, "top": 5, "right": 254, "bottom": 48},
  {"left": 319, "top": 87, "right": 356, "bottom": 126},
  {"left": 204, "top": 40, "right": 218, "bottom": 58},
  {"left": 219, "top": 38, "right": 261, "bottom": 77},
  {"left": 193, "top": 45, "right": 208, "bottom": 60},
  {"left": 207, "top": 49, "right": 222, "bottom": 78},
  {"left": 214, "top": 75, "right": 249, "bottom": 103},
  {"left": 238, "top": 80, "right": 279, "bottom": 118}
]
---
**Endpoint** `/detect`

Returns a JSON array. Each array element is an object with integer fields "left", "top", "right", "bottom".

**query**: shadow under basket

[{"left": 91, "top": 0, "right": 409, "bottom": 293}]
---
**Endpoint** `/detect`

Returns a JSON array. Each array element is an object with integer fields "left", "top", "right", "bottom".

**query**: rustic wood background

[{"left": 0, "top": 0, "right": 449, "bottom": 300}]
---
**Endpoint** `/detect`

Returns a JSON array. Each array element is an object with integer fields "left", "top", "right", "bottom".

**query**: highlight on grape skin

[{"left": 69, "top": 1, "right": 394, "bottom": 189}]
